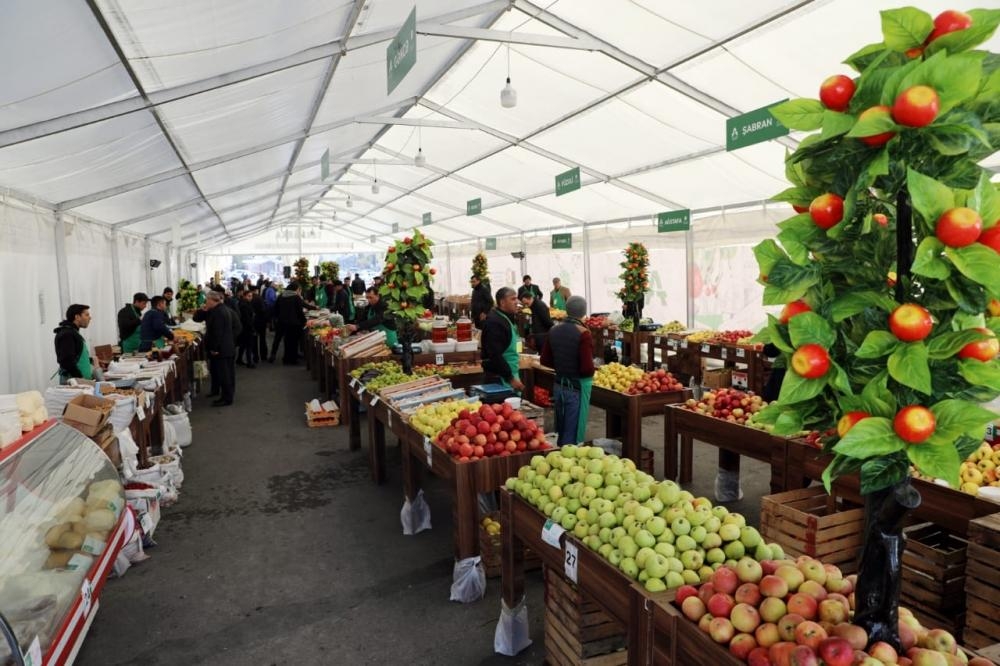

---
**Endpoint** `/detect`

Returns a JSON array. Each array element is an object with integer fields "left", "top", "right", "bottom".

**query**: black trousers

[
  {"left": 238, "top": 332, "right": 257, "bottom": 364},
  {"left": 269, "top": 322, "right": 284, "bottom": 360},
  {"left": 256, "top": 326, "right": 268, "bottom": 361},
  {"left": 209, "top": 355, "right": 235, "bottom": 403},
  {"left": 283, "top": 324, "right": 302, "bottom": 364}
]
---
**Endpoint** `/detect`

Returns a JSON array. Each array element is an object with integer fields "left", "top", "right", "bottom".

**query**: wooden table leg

[
  {"left": 624, "top": 402, "right": 641, "bottom": 463},
  {"left": 500, "top": 491, "right": 525, "bottom": 609},
  {"left": 680, "top": 434, "right": 694, "bottom": 484},
  {"left": 665, "top": 410, "right": 678, "bottom": 481},
  {"left": 348, "top": 392, "right": 361, "bottom": 451},
  {"left": 606, "top": 410, "right": 624, "bottom": 440},
  {"left": 400, "top": 440, "right": 421, "bottom": 503},
  {"left": 368, "top": 410, "right": 386, "bottom": 484},
  {"left": 453, "top": 462, "right": 478, "bottom": 560},
  {"left": 627, "top": 584, "right": 655, "bottom": 666}
]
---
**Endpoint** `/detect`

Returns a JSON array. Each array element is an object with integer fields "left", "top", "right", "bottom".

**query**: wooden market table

[
  {"left": 531, "top": 365, "right": 691, "bottom": 464},
  {"left": 649, "top": 335, "right": 771, "bottom": 394},
  {"left": 663, "top": 405, "right": 790, "bottom": 493},
  {"left": 784, "top": 441, "right": 1000, "bottom": 538}
]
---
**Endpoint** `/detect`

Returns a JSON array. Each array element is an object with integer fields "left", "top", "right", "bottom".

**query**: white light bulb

[
  {"left": 371, "top": 180, "right": 380, "bottom": 194},
  {"left": 414, "top": 148, "right": 426, "bottom": 167},
  {"left": 501, "top": 77, "right": 517, "bottom": 108},
  {"left": 346, "top": 196, "right": 353, "bottom": 208}
]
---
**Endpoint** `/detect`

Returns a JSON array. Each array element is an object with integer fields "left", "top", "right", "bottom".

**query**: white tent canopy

[{"left": 1, "top": 0, "right": 998, "bottom": 392}]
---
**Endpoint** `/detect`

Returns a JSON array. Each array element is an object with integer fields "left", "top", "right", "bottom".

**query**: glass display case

[{"left": 0, "top": 421, "right": 126, "bottom": 666}]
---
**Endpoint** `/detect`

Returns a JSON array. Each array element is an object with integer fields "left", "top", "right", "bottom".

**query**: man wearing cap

[
  {"left": 541, "top": 295, "right": 594, "bottom": 444},
  {"left": 481, "top": 287, "right": 524, "bottom": 393},
  {"left": 470, "top": 275, "right": 493, "bottom": 331},
  {"left": 117, "top": 292, "right": 148, "bottom": 353}
]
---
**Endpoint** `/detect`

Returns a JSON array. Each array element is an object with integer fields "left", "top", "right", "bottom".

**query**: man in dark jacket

[
  {"left": 138, "top": 296, "right": 175, "bottom": 352},
  {"left": 517, "top": 276, "right": 543, "bottom": 301},
  {"left": 520, "top": 291, "right": 553, "bottom": 352},
  {"left": 481, "top": 287, "right": 524, "bottom": 392},
  {"left": 541, "top": 296, "right": 595, "bottom": 444},
  {"left": 251, "top": 286, "right": 269, "bottom": 363},
  {"left": 332, "top": 280, "right": 353, "bottom": 322},
  {"left": 470, "top": 275, "right": 493, "bottom": 331},
  {"left": 162, "top": 287, "right": 177, "bottom": 325},
  {"left": 274, "top": 281, "right": 307, "bottom": 365},
  {"left": 117, "top": 292, "right": 148, "bottom": 353},
  {"left": 194, "top": 291, "right": 240, "bottom": 406},
  {"left": 350, "top": 273, "right": 365, "bottom": 295},
  {"left": 237, "top": 289, "right": 257, "bottom": 368},
  {"left": 54, "top": 304, "right": 95, "bottom": 383}
]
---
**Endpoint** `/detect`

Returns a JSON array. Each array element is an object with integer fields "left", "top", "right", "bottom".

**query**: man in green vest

[
  {"left": 550, "top": 277, "right": 571, "bottom": 311},
  {"left": 347, "top": 287, "right": 397, "bottom": 346},
  {"left": 54, "top": 304, "right": 95, "bottom": 383},
  {"left": 481, "top": 287, "right": 524, "bottom": 393},
  {"left": 117, "top": 292, "right": 148, "bottom": 353}
]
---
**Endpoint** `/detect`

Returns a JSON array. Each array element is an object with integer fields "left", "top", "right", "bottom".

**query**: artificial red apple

[
  {"left": 926, "top": 9, "right": 973, "bottom": 43},
  {"left": 958, "top": 328, "right": 999, "bottom": 362},
  {"left": 936, "top": 207, "right": 983, "bottom": 248},
  {"left": 889, "top": 304, "right": 934, "bottom": 342},
  {"left": 791, "top": 344, "right": 831, "bottom": 379},
  {"left": 892, "top": 86, "right": 940, "bottom": 127},
  {"left": 874, "top": 213, "right": 889, "bottom": 227},
  {"left": 990, "top": 298, "right": 1000, "bottom": 317},
  {"left": 837, "top": 411, "right": 870, "bottom": 438},
  {"left": 980, "top": 226, "right": 1000, "bottom": 253},
  {"left": 780, "top": 300, "right": 812, "bottom": 325},
  {"left": 819, "top": 75, "right": 856, "bottom": 112},
  {"left": 810, "top": 193, "right": 844, "bottom": 230},
  {"left": 894, "top": 405, "right": 936, "bottom": 444},
  {"left": 857, "top": 106, "right": 896, "bottom": 147}
]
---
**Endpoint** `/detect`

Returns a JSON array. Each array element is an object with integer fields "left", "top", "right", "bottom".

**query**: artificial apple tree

[
  {"left": 379, "top": 228, "right": 435, "bottom": 373},
  {"left": 293, "top": 256, "right": 311, "bottom": 285},
  {"left": 618, "top": 242, "right": 650, "bottom": 328},
  {"left": 753, "top": 6, "right": 1000, "bottom": 650}
]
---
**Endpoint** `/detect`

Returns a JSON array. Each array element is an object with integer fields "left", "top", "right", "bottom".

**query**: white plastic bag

[
  {"left": 449, "top": 556, "right": 486, "bottom": 603},
  {"left": 400, "top": 490, "right": 432, "bottom": 535},
  {"left": 164, "top": 412, "right": 192, "bottom": 448},
  {"left": 714, "top": 467, "right": 744, "bottom": 502},
  {"left": 116, "top": 427, "right": 140, "bottom": 479},
  {"left": 494, "top": 595, "right": 532, "bottom": 655}
]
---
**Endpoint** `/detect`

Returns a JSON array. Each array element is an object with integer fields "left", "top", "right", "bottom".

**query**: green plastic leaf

[
  {"left": 788, "top": 312, "right": 836, "bottom": 348},
  {"left": 773, "top": 410, "right": 804, "bottom": 436},
  {"left": 856, "top": 330, "right": 900, "bottom": 358},
  {"left": 880, "top": 7, "right": 933, "bottom": 51},
  {"left": 927, "top": 124, "right": 990, "bottom": 156},
  {"left": 956, "top": 434, "right": 984, "bottom": 461},
  {"left": 829, "top": 361, "right": 854, "bottom": 395},
  {"left": 861, "top": 375, "right": 898, "bottom": 418},
  {"left": 910, "top": 237, "right": 951, "bottom": 280},
  {"left": 833, "top": 416, "right": 904, "bottom": 458},
  {"left": 770, "top": 98, "right": 825, "bottom": 131},
  {"left": 771, "top": 186, "right": 823, "bottom": 207},
  {"left": 843, "top": 42, "right": 890, "bottom": 73},
  {"left": 924, "top": 8, "right": 1000, "bottom": 56},
  {"left": 888, "top": 342, "right": 932, "bottom": 394},
  {"left": 778, "top": 370, "right": 826, "bottom": 405},
  {"left": 822, "top": 454, "right": 864, "bottom": 493},
  {"left": 868, "top": 148, "right": 890, "bottom": 177},
  {"left": 753, "top": 239, "right": 788, "bottom": 277},
  {"left": 860, "top": 455, "right": 910, "bottom": 494},
  {"left": 946, "top": 277, "right": 989, "bottom": 315},
  {"left": 931, "top": 399, "right": 999, "bottom": 441},
  {"left": 829, "top": 291, "right": 898, "bottom": 322},
  {"left": 757, "top": 317, "right": 794, "bottom": 354},
  {"left": 907, "top": 168, "right": 955, "bottom": 226},
  {"left": 946, "top": 245, "right": 1000, "bottom": 297},
  {"left": 907, "top": 443, "right": 961, "bottom": 489},
  {"left": 958, "top": 359, "right": 1000, "bottom": 391},
  {"left": 820, "top": 111, "right": 856, "bottom": 140},
  {"left": 927, "top": 329, "right": 991, "bottom": 359},
  {"left": 972, "top": 172, "right": 1000, "bottom": 228},
  {"left": 987, "top": 317, "right": 1000, "bottom": 336},
  {"left": 846, "top": 109, "right": 899, "bottom": 138}
]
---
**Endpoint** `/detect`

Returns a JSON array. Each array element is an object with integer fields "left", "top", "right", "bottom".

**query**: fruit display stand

[
  {"left": 662, "top": 405, "right": 790, "bottom": 493},
  {"left": 656, "top": 335, "right": 770, "bottom": 395},
  {"left": 964, "top": 514, "right": 1000, "bottom": 649},
  {"left": 900, "top": 523, "right": 968, "bottom": 636},
  {"left": 531, "top": 366, "right": 691, "bottom": 464}
]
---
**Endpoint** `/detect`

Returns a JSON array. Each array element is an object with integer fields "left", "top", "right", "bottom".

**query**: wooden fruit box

[
  {"left": 479, "top": 511, "right": 540, "bottom": 578},
  {"left": 901, "top": 523, "right": 967, "bottom": 614},
  {"left": 760, "top": 486, "right": 864, "bottom": 574},
  {"left": 543, "top": 566, "right": 628, "bottom": 666},
  {"left": 304, "top": 402, "right": 340, "bottom": 428},
  {"left": 964, "top": 513, "right": 1000, "bottom": 649}
]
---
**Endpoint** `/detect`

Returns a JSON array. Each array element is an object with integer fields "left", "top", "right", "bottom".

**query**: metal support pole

[
  {"left": 53, "top": 213, "right": 71, "bottom": 315},
  {"left": 110, "top": 231, "right": 123, "bottom": 310},
  {"left": 582, "top": 226, "right": 592, "bottom": 308},
  {"left": 519, "top": 234, "right": 527, "bottom": 277},
  {"left": 685, "top": 227, "right": 695, "bottom": 330},
  {"left": 144, "top": 238, "right": 153, "bottom": 295}
]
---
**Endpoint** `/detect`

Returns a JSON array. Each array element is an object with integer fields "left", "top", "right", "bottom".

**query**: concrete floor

[{"left": 76, "top": 353, "right": 772, "bottom": 666}]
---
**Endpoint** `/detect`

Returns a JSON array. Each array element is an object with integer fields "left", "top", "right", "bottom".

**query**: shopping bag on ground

[
  {"left": 400, "top": 489, "right": 432, "bottom": 535},
  {"left": 450, "top": 556, "right": 486, "bottom": 603},
  {"left": 494, "top": 595, "right": 532, "bottom": 655}
]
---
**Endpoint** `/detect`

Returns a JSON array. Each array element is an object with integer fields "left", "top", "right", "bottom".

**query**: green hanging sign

[
  {"left": 386, "top": 7, "right": 417, "bottom": 95},
  {"left": 320, "top": 149, "right": 330, "bottom": 181},
  {"left": 485, "top": 237, "right": 496, "bottom": 250},
  {"left": 552, "top": 233, "right": 572, "bottom": 249},
  {"left": 391, "top": 223, "right": 399, "bottom": 234},
  {"left": 467, "top": 198, "right": 482, "bottom": 216},
  {"left": 422, "top": 212, "right": 432, "bottom": 226},
  {"left": 657, "top": 209, "right": 691, "bottom": 233},
  {"left": 555, "top": 167, "right": 581, "bottom": 196},
  {"left": 726, "top": 101, "right": 788, "bottom": 151}
]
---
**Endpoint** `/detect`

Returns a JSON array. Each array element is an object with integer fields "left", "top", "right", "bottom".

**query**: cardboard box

[
  {"left": 62, "top": 394, "right": 114, "bottom": 437},
  {"left": 702, "top": 368, "right": 733, "bottom": 389}
]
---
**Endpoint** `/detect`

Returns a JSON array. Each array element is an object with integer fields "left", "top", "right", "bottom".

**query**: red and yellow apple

[
  {"left": 791, "top": 344, "right": 831, "bottom": 379},
  {"left": 889, "top": 304, "right": 933, "bottom": 342},
  {"left": 892, "top": 85, "right": 940, "bottom": 127},
  {"left": 894, "top": 405, "right": 936, "bottom": 444},
  {"left": 856, "top": 106, "right": 896, "bottom": 147},
  {"left": 936, "top": 207, "right": 982, "bottom": 248},
  {"left": 809, "top": 193, "right": 844, "bottom": 230},
  {"left": 819, "top": 75, "right": 856, "bottom": 112}
]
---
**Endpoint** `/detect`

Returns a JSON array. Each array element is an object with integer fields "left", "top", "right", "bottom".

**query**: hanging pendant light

[
  {"left": 346, "top": 194, "right": 353, "bottom": 208},
  {"left": 500, "top": 43, "right": 517, "bottom": 108},
  {"left": 414, "top": 126, "right": 426, "bottom": 167},
  {"left": 371, "top": 158, "right": 380, "bottom": 193}
]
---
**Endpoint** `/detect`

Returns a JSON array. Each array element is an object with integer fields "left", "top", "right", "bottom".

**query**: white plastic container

[
  {"left": 454, "top": 340, "right": 478, "bottom": 352},
  {"left": 431, "top": 339, "right": 457, "bottom": 353}
]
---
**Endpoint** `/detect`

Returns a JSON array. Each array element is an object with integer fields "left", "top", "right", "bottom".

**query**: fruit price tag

[
  {"left": 370, "top": 395, "right": 379, "bottom": 407},
  {"left": 615, "top": 331, "right": 623, "bottom": 340},
  {"left": 668, "top": 339, "right": 677, "bottom": 349},
  {"left": 680, "top": 340, "right": 688, "bottom": 349},
  {"left": 435, "top": 353, "right": 444, "bottom": 365},
  {"left": 564, "top": 541, "right": 579, "bottom": 583},
  {"left": 736, "top": 347, "right": 746, "bottom": 358},
  {"left": 358, "top": 386, "right": 365, "bottom": 397},
  {"left": 541, "top": 519, "right": 566, "bottom": 548},
  {"left": 22, "top": 637, "right": 41, "bottom": 666},
  {"left": 80, "top": 578, "right": 93, "bottom": 617},
  {"left": 721, "top": 347, "right": 728, "bottom": 359},
  {"left": 654, "top": 336, "right": 661, "bottom": 345},
  {"left": 423, "top": 437, "right": 433, "bottom": 467},
  {"left": 700, "top": 344, "right": 710, "bottom": 354},
  {"left": 136, "top": 403, "right": 146, "bottom": 421}
]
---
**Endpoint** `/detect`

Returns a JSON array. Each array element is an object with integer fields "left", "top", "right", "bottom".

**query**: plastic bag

[
  {"left": 494, "top": 595, "right": 532, "bottom": 655},
  {"left": 193, "top": 360, "right": 208, "bottom": 380},
  {"left": 449, "top": 556, "right": 486, "bottom": 603},
  {"left": 116, "top": 427, "right": 140, "bottom": 479},
  {"left": 164, "top": 412, "right": 192, "bottom": 448},
  {"left": 714, "top": 467, "right": 744, "bottom": 502},
  {"left": 183, "top": 391, "right": 192, "bottom": 413},
  {"left": 400, "top": 490, "right": 432, "bottom": 535}
]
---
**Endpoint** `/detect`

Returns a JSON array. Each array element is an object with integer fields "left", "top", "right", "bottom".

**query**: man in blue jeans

[{"left": 540, "top": 296, "right": 594, "bottom": 445}]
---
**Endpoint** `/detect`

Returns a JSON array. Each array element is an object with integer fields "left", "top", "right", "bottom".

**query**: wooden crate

[
  {"left": 901, "top": 523, "right": 967, "bottom": 615},
  {"left": 964, "top": 513, "right": 1000, "bottom": 649},
  {"left": 479, "top": 512, "right": 540, "bottom": 578},
  {"left": 639, "top": 446, "right": 654, "bottom": 478},
  {"left": 760, "top": 486, "right": 864, "bottom": 574},
  {"left": 305, "top": 403, "right": 340, "bottom": 428},
  {"left": 543, "top": 566, "right": 628, "bottom": 666}
]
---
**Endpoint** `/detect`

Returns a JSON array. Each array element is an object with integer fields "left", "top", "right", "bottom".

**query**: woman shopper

[{"left": 540, "top": 296, "right": 594, "bottom": 444}]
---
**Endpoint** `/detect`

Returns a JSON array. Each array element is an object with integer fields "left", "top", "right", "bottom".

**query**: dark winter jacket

[
  {"left": 541, "top": 321, "right": 595, "bottom": 382},
  {"left": 138, "top": 309, "right": 174, "bottom": 351},
  {"left": 251, "top": 294, "right": 268, "bottom": 331},
  {"left": 481, "top": 309, "right": 517, "bottom": 381},
  {"left": 116, "top": 304, "right": 142, "bottom": 344},
  {"left": 238, "top": 299, "right": 255, "bottom": 333},
  {"left": 350, "top": 277, "right": 365, "bottom": 295},
  {"left": 528, "top": 298, "right": 553, "bottom": 336},
  {"left": 355, "top": 298, "right": 392, "bottom": 332},
  {"left": 53, "top": 321, "right": 86, "bottom": 378},
  {"left": 471, "top": 283, "right": 494, "bottom": 328},
  {"left": 333, "top": 289, "right": 352, "bottom": 322},
  {"left": 275, "top": 290, "right": 307, "bottom": 327},
  {"left": 194, "top": 305, "right": 241, "bottom": 358},
  {"left": 517, "top": 284, "right": 543, "bottom": 301}
]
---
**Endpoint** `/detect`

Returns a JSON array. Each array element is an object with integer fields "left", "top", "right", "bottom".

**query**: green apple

[
  {"left": 530, "top": 454, "right": 545, "bottom": 468},
  {"left": 621, "top": 478, "right": 637, "bottom": 493},
  {"left": 645, "top": 576, "right": 667, "bottom": 593},
  {"left": 657, "top": 529, "right": 675, "bottom": 544},
  {"left": 605, "top": 472, "right": 623, "bottom": 488},
  {"left": 586, "top": 459, "right": 603, "bottom": 475},
  {"left": 626, "top": 524, "right": 639, "bottom": 538},
  {"left": 614, "top": 507, "right": 625, "bottom": 524},
  {"left": 562, "top": 445, "right": 578, "bottom": 458},
  {"left": 566, "top": 483, "right": 581, "bottom": 499},
  {"left": 543, "top": 502, "right": 556, "bottom": 516},
  {"left": 558, "top": 459, "right": 573, "bottom": 473},
  {"left": 739, "top": 526, "right": 762, "bottom": 549},
  {"left": 577, "top": 508, "right": 589, "bottom": 522},
  {"left": 587, "top": 446, "right": 604, "bottom": 459},
  {"left": 690, "top": 526, "right": 707, "bottom": 544},
  {"left": 724, "top": 540, "right": 746, "bottom": 560},
  {"left": 711, "top": 505, "right": 729, "bottom": 519},
  {"left": 585, "top": 507, "right": 599, "bottom": 524},
  {"left": 622, "top": 459, "right": 637, "bottom": 473},
  {"left": 560, "top": 513, "right": 577, "bottom": 530},
  {"left": 645, "top": 516, "right": 667, "bottom": 537},
  {"left": 635, "top": 529, "right": 656, "bottom": 549},
  {"left": 634, "top": 506, "right": 654, "bottom": 523},
  {"left": 604, "top": 458, "right": 623, "bottom": 475},
  {"left": 599, "top": 526, "right": 613, "bottom": 544},
  {"left": 587, "top": 522, "right": 599, "bottom": 536},
  {"left": 608, "top": 549, "right": 623, "bottom": 566},
  {"left": 599, "top": 512, "right": 617, "bottom": 529},
  {"left": 556, "top": 470, "right": 571, "bottom": 485},
  {"left": 702, "top": 533, "right": 722, "bottom": 550},
  {"left": 622, "top": 500, "right": 640, "bottom": 516},
  {"left": 566, "top": 499, "right": 581, "bottom": 514},
  {"left": 671, "top": 517, "right": 692, "bottom": 536},
  {"left": 666, "top": 571, "right": 685, "bottom": 589},
  {"left": 602, "top": 485, "right": 620, "bottom": 501},
  {"left": 552, "top": 506, "right": 568, "bottom": 523},
  {"left": 703, "top": 516, "right": 721, "bottom": 534},
  {"left": 654, "top": 542, "right": 675, "bottom": 559},
  {"left": 620, "top": 557, "right": 639, "bottom": 580},
  {"left": 706, "top": 547, "right": 726, "bottom": 564},
  {"left": 754, "top": 543, "right": 772, "bottom": 561},
  {"left": 678, "top": 490, "right": 694, "bottom": 503},
  {"left": 687, "top": 506, "right": 711, "bottom": 527},
  {"left": 573, "top": 521, "right": 589, "bottom": 539},
  {"left": 633, "top": 485, "right": 651, "bottom": 502},
  {"left": 584, "top": 473, "right": 603, "bottom": 489},
  {"left": 623, "top": 515, "right": 638, "bottom": 531},
  {"left": 585, "top": 535, "right": 602, "bottom": 551},
  {"left": 598, "top": 543, "right": 614, "bottom": 559},
  {"left": 664, "top": 507, "right": 685, "bottom": 523},
  {"left": 528, "top": 488, "right": 541, "bottom": 503},
  {"left": 675, "top": 535, "right": 696, "bottom": 553},
  {"left": 680, "top": 549, "right": 704, "bottom": 570},
  {"left": 723, "top": 513, "right": 746, "bottom": 528},
  {"left": 768, "top": 543, "right": 785, "bottom": 560},
  {"left": 635, "top": 546, "right": 655, "bottom": 569},
  {"left": 699, "top": 566, "right": 715, "bottom": 582},
  {"left": 638, "top": 569, "right": 649, "bottom": 583},
  {"left": 718, "top": 524, "right": 740, "bottom": 542},
  {"left": 656, "top": 480, "right": 681, "bottom": 506},
  {"left": 645, "top": 497, "right": 664, "bottom": 514},
  {"left": 681, "top": 569, "right": 700, "bottom": 585},
  {"left": 645, "top": 552, "right": 669, "bottom": 579},
  {"left": 619, "top": 535, "right": 638, "bottom": 558}
]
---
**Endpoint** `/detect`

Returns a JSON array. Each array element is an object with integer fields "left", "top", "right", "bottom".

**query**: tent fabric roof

[{"left": 1, "top": 0, "right": 998, "bottom": 254}]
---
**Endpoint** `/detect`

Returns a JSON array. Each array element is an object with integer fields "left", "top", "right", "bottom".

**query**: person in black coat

[
  {"left": 274, "top": 281, "right": 307, "bottom": 365},
  {"left": 332, "top": 280, "right": 352, "bottom": 322},
  {"left": 481, "top": 287, "right": 524, "bottom": 391},
  {"left": 350, "top": 273, "right": 365, "bottom": 295},
  {"left": 138, "top": 296, "right": 175, "bottom": 352},
  {"left": 237, "top": 289, "right": 257, "bottom": 367},
  {"left": 470, "top": 275, "right": 493, "bottom": 330},
  {"left": 251, "top": 287, "right": 269, "bottom": 363},
  {"left": 517, "top": 276, "right": 543, "bottom": 301},
  {"left": 193, "top": 291, "right": 241, "bottom": 406},
  {"left": 54, "top": 304, "right": 95, "bottom": 382},
  {"left": 520, "top": 291, "right": 553, "bottom": 352},
  {"left": 116, "top": 292, "right": 148, "bottom": 351}
]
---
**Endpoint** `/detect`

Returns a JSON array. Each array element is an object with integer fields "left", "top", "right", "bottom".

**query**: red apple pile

[
  {"left": 533, "top": 386, "right": 553, "bottom": 407},
  {"left": 712, "top": 330, "right": 755, "bottom": 345},
  {"left": 675, "top": 555, "right": 990, "bottom": 666},
  {"left": 626, "top": 369, "right": 685, "bottom": 395},
  {"left": 435, "top": 402, "right": 550, "bottom": 462},
  {"left": 683, "top": 388, "right": 767, "bottom": 424},
  {"left": 585, "top": 315, "right": 610, "bottom": 329}
]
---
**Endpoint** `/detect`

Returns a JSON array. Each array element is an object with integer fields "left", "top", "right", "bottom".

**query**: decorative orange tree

[
  {"left": 380, "top": 228, "right": 435, "bottom": 372},
  {"left": 618, "top": 242, "right": 649, "bottom": 325},
  {"left": 753, "top": 6, "right": 1000, "bottom": 648}
]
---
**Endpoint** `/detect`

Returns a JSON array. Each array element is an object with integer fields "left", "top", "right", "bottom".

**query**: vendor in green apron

[
  {"left": 539, "top": 296, "right": 594, "bottom": 444},
  {"left": 314, "top": 278, "right": 329, "bottom": 309},
  {"left": 348, "top": 286, "right": 397, "bottom": 346},
  {"left": 116, "top": 292, "right": 149, "bottom": 353},
  {"left": 481, "top": 287, "right": 525, "bottom": 394},
  {"left": 550, "top": 277, "right": 570, "bottom": 311},
  {"left": 54, "top": 304, "right": 95, "bottom": 383}
]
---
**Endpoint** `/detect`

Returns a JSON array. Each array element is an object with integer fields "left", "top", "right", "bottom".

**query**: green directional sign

[
  {"left": 555, "top": 167, "right": 581, "bottom": 197},
  {"left": 387, "top": 7, "right": 417, "bottom": 94},
  {"left": 726, "top": 100, "right": 788, "bottom": 151},
  {"left": 467, "top": 198, "right": 482, "bottom": 216},
  {"left": 552, "top": 233, "right": 572, "bottom": 249},
  {"left": 391, "top": 223, "right": 399, "bottom": 234},
  {"left": 485, "top": 237, "right": 496, "bottom": 250},
  {"left": 422, "top": 212, "right": 432, "bottom": 226},
  {"left": 657, "top": 209, "right": 691, "bottom": 233},
  {"left": 320, "top": 149, "right": 330, "bottom": 180}
]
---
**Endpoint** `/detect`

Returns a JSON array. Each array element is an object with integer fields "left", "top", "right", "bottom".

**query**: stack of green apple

[{"left": 504, "top": 445, "right": 785, "bottom": 593}]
